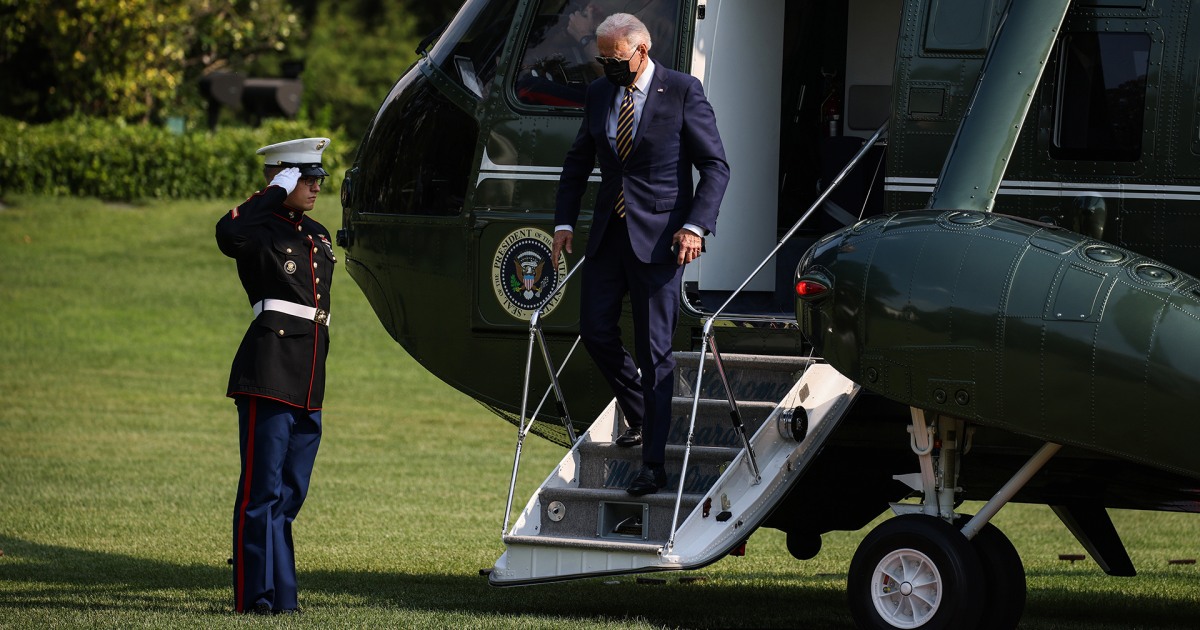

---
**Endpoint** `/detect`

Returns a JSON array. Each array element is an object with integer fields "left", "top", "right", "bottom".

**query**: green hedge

[{"left": 0, "top": 117, "right": 353, "bottom": 201}]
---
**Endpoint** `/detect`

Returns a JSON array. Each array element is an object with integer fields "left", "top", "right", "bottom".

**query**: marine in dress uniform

[{"left": 215, "top": 137, "right": 335, "bottom": 614}]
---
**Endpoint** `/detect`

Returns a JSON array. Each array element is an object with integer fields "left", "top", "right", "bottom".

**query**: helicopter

[{"left": 337, "top": 0, "right": 1200, "bottom": 627}]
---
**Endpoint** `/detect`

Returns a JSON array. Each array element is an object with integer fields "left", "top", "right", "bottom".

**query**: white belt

[{"left": 253, "top": 299, "right": 330, "bottom": 326}]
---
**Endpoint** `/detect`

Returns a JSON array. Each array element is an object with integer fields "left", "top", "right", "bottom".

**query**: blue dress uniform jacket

[{"left": 216, "top": 185, "right": 335, "bottom": 410}]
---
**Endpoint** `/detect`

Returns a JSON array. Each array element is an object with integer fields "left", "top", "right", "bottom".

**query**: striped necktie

[{"left": 614, "top": 86, "right": 635, "bottom": 218}]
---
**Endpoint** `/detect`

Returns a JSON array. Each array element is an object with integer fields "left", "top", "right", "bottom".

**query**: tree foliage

[
  {"left": 291, "top": 1, "right": 421, "bottom": 140},
  {"left": 0, "top": 0, "right": 464, "bottom": 135},
  {"left": 0, "top": 0, "right": 299, "bottom": 123}
]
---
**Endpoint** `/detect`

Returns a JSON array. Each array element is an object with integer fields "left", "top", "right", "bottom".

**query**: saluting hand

[{"left": 270, "top": 167, "right": 301, "bottom": 194}]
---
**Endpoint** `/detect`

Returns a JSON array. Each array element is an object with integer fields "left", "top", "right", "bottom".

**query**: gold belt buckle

[{"left": 314, "top": 309, "right": 329, "bottom": 325}]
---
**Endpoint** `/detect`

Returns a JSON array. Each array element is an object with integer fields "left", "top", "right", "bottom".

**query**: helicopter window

[
  {"left": 429, "top": 0, "right": 521, "bottom": 99},
  {"left": 1051, "top": 32, "right": 1150, "bottom": 162},
  {"left": 513, "top": 0, "right": 681, "bottom": 108}
]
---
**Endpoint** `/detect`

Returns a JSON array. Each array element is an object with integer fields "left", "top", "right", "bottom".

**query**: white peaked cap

[{"left": 256, "top": 137, "right": 331, "bottom": 176}]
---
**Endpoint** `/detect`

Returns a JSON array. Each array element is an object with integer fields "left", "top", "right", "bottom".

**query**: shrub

[{"left": 0, "top": 117, "right": 351, "bottom": 201}]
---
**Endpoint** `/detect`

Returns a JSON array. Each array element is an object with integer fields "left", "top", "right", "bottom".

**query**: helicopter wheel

[
  {"left": 966, "top": 520, "right": 1026, "bottom": 630},
  {"left": 848, "top": 514, "right": 985, "bottom": 630}
]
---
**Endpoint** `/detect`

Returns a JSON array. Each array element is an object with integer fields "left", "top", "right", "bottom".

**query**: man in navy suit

[{"left": 551, "top": 12, "right": 729, "bottom": 496}]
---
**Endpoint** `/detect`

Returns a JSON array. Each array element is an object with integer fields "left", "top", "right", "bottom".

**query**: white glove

[{"left": 270, "top": 167, "right": 301, "bottom": 194}]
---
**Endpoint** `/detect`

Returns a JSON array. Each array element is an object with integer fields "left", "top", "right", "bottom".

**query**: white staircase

[{"left": 490, "top": 354, "right": 860, "bottom": 585}]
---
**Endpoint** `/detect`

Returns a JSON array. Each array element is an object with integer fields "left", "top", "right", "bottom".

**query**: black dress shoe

[
  {"left": 626, "top": 464, "right": 667, "bottom": 496},
  {"left": 615, "top": 427, "right": 642, "bottom": 447},
  {"left": 250, "top": 603, "right": 272, "bottom": 615}
]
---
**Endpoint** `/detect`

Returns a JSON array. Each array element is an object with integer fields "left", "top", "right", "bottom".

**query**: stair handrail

[
  {"left": 711, "top": 120, "right": 888, "bottom": 324},
  {"left": 502, "top": 256, "right": 587, "bottom": 536},
  {"left": 665, "top": 121, "right": 888, "bottom": 552}
]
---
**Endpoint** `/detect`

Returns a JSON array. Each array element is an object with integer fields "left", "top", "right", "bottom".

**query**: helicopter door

[
  {"left": 686, "top": 0, "right": 784, "bottom": 294},
  {"left": 472, "top": 0, "right": 686, "bottom": 333}
]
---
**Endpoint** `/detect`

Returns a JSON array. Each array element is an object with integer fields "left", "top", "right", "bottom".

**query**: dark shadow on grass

[
  {"left": 0, "top": 535, "right": 231, "bottom": 615},
  {"left": 2, "top": 535, "right": 1199, "bottom": 628},
  {"left": 304, "top": 567, "right": 855, "bottom": 628},
  {"left": 0, "top": 534, "right": 851, "bottom": 627}
]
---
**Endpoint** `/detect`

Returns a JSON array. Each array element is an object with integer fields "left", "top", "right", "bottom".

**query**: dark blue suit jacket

[{"left": 555, "top": 63, "right": 729, "bottom": 264}]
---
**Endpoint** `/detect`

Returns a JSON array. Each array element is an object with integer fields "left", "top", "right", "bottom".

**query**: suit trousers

[
  {"left": 232, "top": 396, "right": 321, "bottom": 612},
  {"left": 579, "top": 217, "right": 684, "bottom": 465}
]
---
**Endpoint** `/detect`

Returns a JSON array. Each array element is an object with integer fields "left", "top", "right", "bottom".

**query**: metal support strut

[
  {"left": 709, "top": 333, "right": 761, "bottom": 484},
  {"left": 961, "top": 442, "right": 1061, "bottom": 540},
  {"left": 502, "top": 258, "right": 586, "bottom": 535}
]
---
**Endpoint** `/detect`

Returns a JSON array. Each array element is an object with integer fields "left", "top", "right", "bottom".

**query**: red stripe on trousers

[{"left": 235, "top": 397, "right": 257, "bottom": 612}]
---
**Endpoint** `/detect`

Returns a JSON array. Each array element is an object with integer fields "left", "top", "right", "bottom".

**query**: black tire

[
  {"left": 969, "top": 521, "right": 1026, "bottom": 630},
  {"left": 848, "top": 515, "right": 985, "bottom": 630}
]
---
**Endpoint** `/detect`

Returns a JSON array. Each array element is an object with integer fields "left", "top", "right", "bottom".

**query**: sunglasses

[
  {"left": 594, "top": 55, "right": 630, "bottom": 66},
  {"left": 300, "top": 176, "right": 325, "bottom": 188},
  {"left": 594, "top": 46, "right": 644, "bottom": 66}
]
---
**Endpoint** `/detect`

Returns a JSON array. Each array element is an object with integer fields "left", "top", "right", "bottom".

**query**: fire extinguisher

[{"left": 820, "top": 71, "right": 842, "bottom": 137}]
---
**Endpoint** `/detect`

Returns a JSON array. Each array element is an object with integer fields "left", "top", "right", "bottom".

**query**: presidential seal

[{"left": 491, "top": 227, "right": 569, "bottom": 320}]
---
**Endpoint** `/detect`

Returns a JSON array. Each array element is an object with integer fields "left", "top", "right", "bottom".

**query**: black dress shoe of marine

[
  {"left": 250, "top": 603, "right": 273, "bottom": 615},
  {"left": 615, "top": 427, "right": 642, "bottom": 447},
  {"left": 626, "top": 464, "right": 667, "bottom": 496}
]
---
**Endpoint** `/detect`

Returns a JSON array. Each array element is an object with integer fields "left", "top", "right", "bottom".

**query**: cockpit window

[
  {"left": 429, "top": 0, "right": 521, "bottom": 99},
  {"left": 513, "top": 0, "right": 681, "bottom": 108},
  {"left": 1051, "top": 32, "right": 1150, "bottom": 162}
]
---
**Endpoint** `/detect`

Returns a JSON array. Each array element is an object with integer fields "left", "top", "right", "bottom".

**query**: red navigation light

[{"left": 795, "top": 278, "right": 829, "bottom": 298}]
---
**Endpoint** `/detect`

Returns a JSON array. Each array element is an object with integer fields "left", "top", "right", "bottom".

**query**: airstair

[
  {"left": 491, "top": 354, "right": 859, "bottom": 585},
  {"left": 490, "top": 122, "right": 884, "bottom": 586}
]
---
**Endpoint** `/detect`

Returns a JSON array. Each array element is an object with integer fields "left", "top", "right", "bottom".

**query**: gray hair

[{"left": 596, "top": 13, "right": 652, "bottom": 51}]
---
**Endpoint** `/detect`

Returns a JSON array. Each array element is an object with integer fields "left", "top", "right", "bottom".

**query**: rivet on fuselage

[
  {"left": 955, "top": 390, "right": 970, "bottom": 406},
  {"left": 866, "top": 367, "right": 879, "bottom": 383},
  {"left": 934, "top": 389, "right": 947, "bottom": 404}
]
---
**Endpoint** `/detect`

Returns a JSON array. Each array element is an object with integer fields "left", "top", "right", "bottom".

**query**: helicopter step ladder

[{"left": 490, "top": 352, "right": 859, "bottom": 585}]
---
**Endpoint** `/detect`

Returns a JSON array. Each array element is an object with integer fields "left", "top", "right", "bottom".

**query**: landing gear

[
  {"left": 846, "top": 409, "right": 1048, "bottom": 629},
  {"left": 970, "top": 521, "right": 1026, "bottom": 630},
  {"left": 848, "top": 514, "right": 985, "bottom": 630}
]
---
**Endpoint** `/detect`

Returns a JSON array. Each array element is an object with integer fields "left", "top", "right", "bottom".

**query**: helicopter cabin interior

[{"left": 685, "top": 0, "right": 896, "bottom": 319}]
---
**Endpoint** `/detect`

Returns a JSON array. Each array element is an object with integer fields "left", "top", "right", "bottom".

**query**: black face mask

[
  {"left": 604, "top": 59, "right": 636, "bottom": 87},
  {"left": 603, "top": 49, "right": 643, "bottom": 87}
]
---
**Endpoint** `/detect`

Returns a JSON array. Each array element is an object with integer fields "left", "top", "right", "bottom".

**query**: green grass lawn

[{"left": 1, "top": 195, "right": 1198, "bottom": 628}]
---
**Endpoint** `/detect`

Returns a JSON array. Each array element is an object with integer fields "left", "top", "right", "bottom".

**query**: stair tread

[
  {"left": 502, "top": 534, "right": 665, "bottom": 553},
  {"left": 580, "top": 442, "right": 742, "bottom": 458},
  {"left": 671, "top": 397, "right": 777, "bottom": 408},
  {"left": 540, "top": 486, "right": 706, "bottom": 505},
  {"left": 674, "top": 352, "right": 815, "bottom": 369}
]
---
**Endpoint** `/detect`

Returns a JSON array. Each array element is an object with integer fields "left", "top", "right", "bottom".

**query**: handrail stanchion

[
  {"left": 502, "top": 257, "right": 586, "bottom": 535},
  {"left": 666, "top": 317, "right": 713, "bottom": 552},
  {"left": 664, "top": 122, "right": 888, "bottom": 553},
  {"left": 503, "top": 317, "right": 542, "bottom": 535}
]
